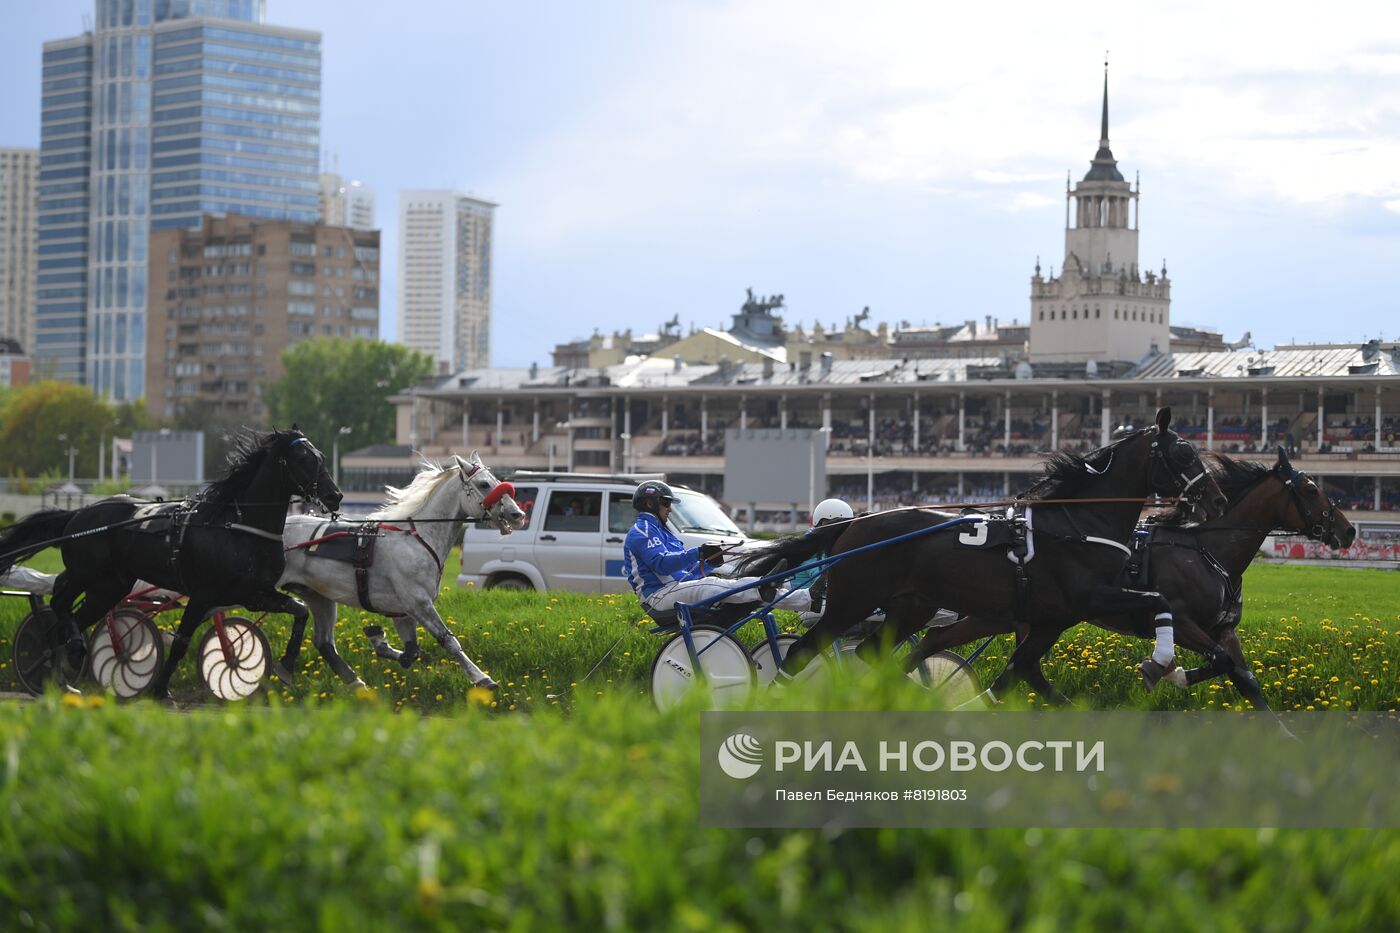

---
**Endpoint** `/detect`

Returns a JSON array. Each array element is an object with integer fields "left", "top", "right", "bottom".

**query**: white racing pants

[{"left": 646, "top": 576, "right": 804, "bottom": 615}]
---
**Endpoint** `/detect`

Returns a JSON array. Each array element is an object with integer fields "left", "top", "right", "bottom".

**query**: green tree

[
  {"left": 0, "top": 381, "right": 150, "bottom": 480},
  {"left": 264, "top": 338, "right": 433, "bottom": 454}
]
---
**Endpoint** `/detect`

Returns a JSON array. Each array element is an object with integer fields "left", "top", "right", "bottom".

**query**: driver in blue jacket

[{"left": 623, "top": 480, "right": 783, "bottom": 620}]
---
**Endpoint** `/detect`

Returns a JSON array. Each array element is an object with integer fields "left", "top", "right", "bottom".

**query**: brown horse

[
  {"left": 906, "top": 447, "right": 1356, "bottom": 710},
  {"left": 754, "top": 408, "right": 1228, "bottom": 701}
]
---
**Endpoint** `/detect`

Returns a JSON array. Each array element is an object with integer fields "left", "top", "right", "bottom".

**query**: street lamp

[
  {"left": 152, "top": 427, "right": 172, "bottom": 485},
  {"left": 333, "top": 425, "right": 353, "bottom": 485},
  {"left": 57, "top": 433, "right": 78, "bottom": 483}
]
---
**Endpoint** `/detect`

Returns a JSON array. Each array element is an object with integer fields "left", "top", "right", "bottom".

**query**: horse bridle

[
  {"left": 281, "top": 436, "right": 332, "bottom": 509},
  {"left": 457, "top": 460, "right": 518, "bottom": 528},
  {"left": 1149, "top": 430, "right": 1212, "bottom": 510},
  {"left": 1275, "top": 461, "right": 1339, "bottom": 543}
]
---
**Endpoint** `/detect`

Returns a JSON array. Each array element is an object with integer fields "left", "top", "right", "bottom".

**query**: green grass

[{"left": 0, "top": 560, "right": 1398, "bottom": 929}]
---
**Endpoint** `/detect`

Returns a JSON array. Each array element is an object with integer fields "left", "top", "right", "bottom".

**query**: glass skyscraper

[{"left": 37, "top": 0, "right": 320, "bottom": 400}]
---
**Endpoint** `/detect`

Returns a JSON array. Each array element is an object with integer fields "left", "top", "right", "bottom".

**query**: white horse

[{"left": 277, "top": 452, "right": 526, "bottom": 690}]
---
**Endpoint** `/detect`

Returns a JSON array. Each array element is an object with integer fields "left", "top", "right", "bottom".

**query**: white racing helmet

[{"left": 811, "top": 498, "right": 854, "bottom": 527}]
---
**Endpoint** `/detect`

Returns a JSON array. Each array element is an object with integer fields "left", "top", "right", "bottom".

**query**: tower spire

[
  {"left": 1083, "top": 56, "right": 1124, "bottom": 182},
  {"left": 1100, "top": 56, "right": 1110, "bottom": 147}
]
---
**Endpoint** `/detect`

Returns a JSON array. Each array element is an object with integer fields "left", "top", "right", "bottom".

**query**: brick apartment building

[{"left": 147, "top": 214, "right": 380, "bottom": 421}]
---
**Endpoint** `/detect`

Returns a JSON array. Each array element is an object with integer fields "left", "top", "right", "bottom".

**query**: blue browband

[{"left": 288, "top": 437, "right": 307, "bottom": 447}]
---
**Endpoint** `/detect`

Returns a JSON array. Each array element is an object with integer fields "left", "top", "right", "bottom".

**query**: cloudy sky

[{"left": 4, "top": 0, "right": 1398, "bottom": 366}]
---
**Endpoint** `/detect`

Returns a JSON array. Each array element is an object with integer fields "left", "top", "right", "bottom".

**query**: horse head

[
  {"left": 280, "top": 429, "right": 343, "bottom": 513},
  {"left": 1147, "top": 407, "right": 1228, "bottom": 522},
  {"left": 1273, "top": 446, "right": 1356, "bottom": 549},
  {"left": 454, "top": 452, "right": 527, "bottom": 535}
]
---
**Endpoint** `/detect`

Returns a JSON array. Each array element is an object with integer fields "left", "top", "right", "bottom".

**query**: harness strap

[
  {"left": 227, "top": 523, "right": 284, "bottom": 543},
  {"left": 1083, "top": 536, "right": 1132, "bottom": 556},
  {"left": 380, "top": 521, "right": 444, "bottom": 576}
]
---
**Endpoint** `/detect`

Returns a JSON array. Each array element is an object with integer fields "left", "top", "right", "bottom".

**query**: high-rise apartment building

[
  {"left": 320, "top": 171, "right": 375, "bottom": 230},
  {"left": 37, "top": 0, "right": 321, "bottom": 401},
  {"left": 0, "top": 148, "right": 39, "bottom": 353},
  {"left": 398, "top": 190, "right": 494, "bottom": 372},
  {"left": 146, "top": 213, "right": 379, "bottom": 420}
]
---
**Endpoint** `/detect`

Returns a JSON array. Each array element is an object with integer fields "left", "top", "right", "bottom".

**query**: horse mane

[
  {"left": 1204, "top": 453, "right": 1271, "bottom": 503},
  {"left": 200, "top": 428, "right": 289, "bottom": 507},
  {"left": 1020, "top": 429, "right": 1148, "bottom": 499},
  {"left": 369, "top": 458, "right": 458, "bottom": 519}
]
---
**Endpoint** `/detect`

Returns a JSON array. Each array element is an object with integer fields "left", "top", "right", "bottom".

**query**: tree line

[{"left": 0, "top": 338, "right": 433, "bottom": 486}]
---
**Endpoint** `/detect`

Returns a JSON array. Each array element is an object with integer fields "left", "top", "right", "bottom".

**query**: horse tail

[
  {"left": 0, "top": 509, "right": 76, "bottom": 574},
  {"left": 733, "top": 522, "right": 848, "bottom": 576}
]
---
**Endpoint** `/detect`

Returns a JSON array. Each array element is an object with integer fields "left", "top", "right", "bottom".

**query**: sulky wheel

[
  {"left": 909, "top": 649, "right": 982, "bottom": 706},
  {"left": 748, "top": 634, "right": 800, "bottom": 686},
  {"left": 86, "top": 608, "right": 164, "bottom": 698},
  {"left": 197, "top": 616, "right": 270, "bottom": 701},
  {"left": 12, "top": 610, "right": 82, "bottom": 696},
  {"left": 649, "top": 624, "right": 755, "bottom": 711}
]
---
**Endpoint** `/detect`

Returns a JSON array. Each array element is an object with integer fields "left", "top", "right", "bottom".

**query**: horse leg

[
  {"left": 904, "top": 612, "right": 1015, "bottom": 672},
  {"left": 40, "top": 571, "right": 86, "bottom": 689},
  {"left": 777, "top": 594, "right": 875, "bottom": 680},
  {"left": 412, "top": 599, "right": 496, "bottom": 689},
  {"left": 853, "top": 594, "right": 935, "bottom": 664},
  {"left": 391, "top": 615, "right": 421, "bottom": 668},
  {"left": 1217, "top": 630, "right": 1272, "bottom": 711},
  {"left": 301, "top": 590, "right": 364, "bottom": 687},
  {"left": 151, "top": 597, "right": 212, "bottom": 702},
  {"left": 234, "top": 590, "right": 310, "bottom": 685},
  {"left": 1006, "top": 622, "right": 1074, "bottom": 706},
  {"left": 363, "top": 622, "right": 404, "bottom": 662}
]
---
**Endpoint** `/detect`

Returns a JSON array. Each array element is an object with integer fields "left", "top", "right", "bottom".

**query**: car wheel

[{"left": 488, "top": 576, "right": 533, "bottom": 592}]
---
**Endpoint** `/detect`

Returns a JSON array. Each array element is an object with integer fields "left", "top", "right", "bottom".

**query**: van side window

[
  {"left": 608, "top": 492, "right": 638, "bottom": 533},
  {"left": 543, "top": 491, "right": 602, "bottom": 532},
  {"left": 509, "top": 486, "right": 538, "bottom": 529}
]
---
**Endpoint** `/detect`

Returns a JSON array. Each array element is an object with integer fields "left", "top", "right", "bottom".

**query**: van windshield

[{"left": 669, "top": 490, "right": 741, "bottom": 536}]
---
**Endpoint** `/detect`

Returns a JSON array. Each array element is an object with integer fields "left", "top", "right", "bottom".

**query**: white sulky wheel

[
  {"left": 909, "top": 649, "right": 982, "bottom": 706},
  {"left": 86, "top": 608, "right": 164, "bottom": 698},
  {"left": 749, "top": 634, "right": 800, "bottom": 686},
  {"left": 197, "top": 616, "right": 270, "bottom": 701},
  {"left": 649, "top": 624, "right": 755, "bottom": 711}
]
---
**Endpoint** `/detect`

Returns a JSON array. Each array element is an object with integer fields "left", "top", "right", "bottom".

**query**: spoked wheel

[
  {"left": 197, "top": 616, "right": 270, "bottom": 701},
  {"left": 649, "top": 624, "right": 755, "bottom": 711},
  {"left": 909, "top": 649, "right": 982, "bottom": 706},
  {"left": 12, "top": 611, "right": 82, "bottom": 696},
  {"left": 749, "top": 634, "right": 800, "bottom": 686},
  {"left": 86, "top": 609, "right": 164, "bottom": 698}
]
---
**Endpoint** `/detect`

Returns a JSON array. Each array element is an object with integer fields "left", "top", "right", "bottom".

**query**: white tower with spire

[{"left": 1029, "top": 66, "right": 1171, "bottom": 363}]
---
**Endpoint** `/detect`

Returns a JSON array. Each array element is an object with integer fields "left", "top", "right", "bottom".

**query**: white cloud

[{"left": 497, "top": 0, "right": 1400, "bottom": 244}]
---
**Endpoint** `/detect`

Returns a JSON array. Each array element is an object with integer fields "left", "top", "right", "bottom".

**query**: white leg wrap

[{"left": 1152, "top": 618, "right": 1175, "bottom": 666}]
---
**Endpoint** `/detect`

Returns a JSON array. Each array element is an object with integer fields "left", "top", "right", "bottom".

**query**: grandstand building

[{"left": 345, "top": 74, "right": 1400, "bottom": 529}]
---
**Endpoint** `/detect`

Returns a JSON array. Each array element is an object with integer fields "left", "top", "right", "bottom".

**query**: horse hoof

[
  {"left": 473, "top": 677, "right": 499, "bottom": 692},
  {"left": 158, "top": 694, "right": 180, "bottom": 710},
  {"left": 351, "top": 678, "right": 368, "bottom": 690},
  {"left": 1139, "top": 657, "right": 1175, "bottom": 691},
  {"left": 271, "top": 661, "right": 296, "bottom": 687},
  {"left": 1165, "top": 666, "right": 1190, "bottom": 689}
]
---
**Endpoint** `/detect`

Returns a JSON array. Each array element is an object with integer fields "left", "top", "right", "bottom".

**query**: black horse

[
  {"left": 0, "top": 428, "right": 341, "bottom": 700},
  {"left": 753, "top": 408, "right": 1228, "bottom": 700},
  {"left": 911, "top": 448, "right": 1355, "bottom": 710}
]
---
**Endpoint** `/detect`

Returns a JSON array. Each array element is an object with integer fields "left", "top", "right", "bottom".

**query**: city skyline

[{"left": 3, "top": 1, "right": 1398, "bottom": 372}]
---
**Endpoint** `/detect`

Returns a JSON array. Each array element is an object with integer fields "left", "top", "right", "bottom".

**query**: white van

[{"left": 457, "top": 472, "right": 749, "bottom": 593}]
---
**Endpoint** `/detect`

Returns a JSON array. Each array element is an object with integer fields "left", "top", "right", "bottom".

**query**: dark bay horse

[
  {"left": 0, "top": 428, "right": 341, "bottom": 700},
  {"left": 755, "top": 408, "right": 1228, "bottom": 699},
  {"left": 909, "top": 448, "right": 1355, "bottom": 710}
]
